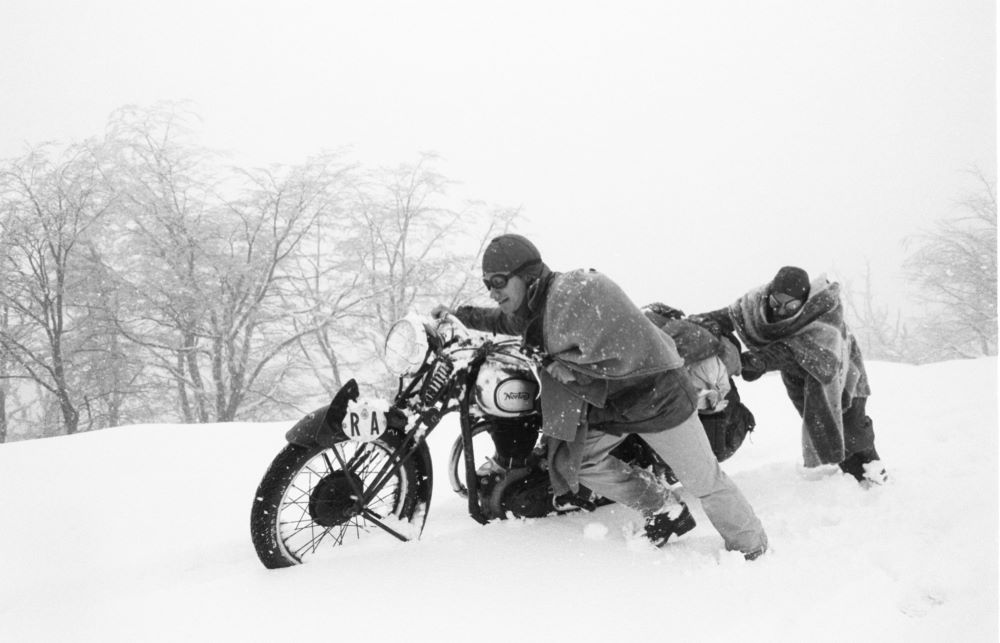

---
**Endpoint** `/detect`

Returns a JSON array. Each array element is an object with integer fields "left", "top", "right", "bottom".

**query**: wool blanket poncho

[
  {"left": 539, "top": 269, "right": 686, "bottom": 493},
  {"left": 728, "top": 278, "right": 870, "bottom": 467}
]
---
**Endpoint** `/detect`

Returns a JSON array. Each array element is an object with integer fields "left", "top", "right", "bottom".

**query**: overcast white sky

[{"left": 1, "top": 0, "right": 994, "bottom": 313}]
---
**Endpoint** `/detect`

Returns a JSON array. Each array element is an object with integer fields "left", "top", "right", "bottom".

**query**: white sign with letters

[{"left": 341, "top": 398, "right": 391, "bottom": 442}]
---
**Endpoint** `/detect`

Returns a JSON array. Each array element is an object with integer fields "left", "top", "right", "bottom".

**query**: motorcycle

[{"left": 249, "top": 313, "right": 672, "bottom": 569}]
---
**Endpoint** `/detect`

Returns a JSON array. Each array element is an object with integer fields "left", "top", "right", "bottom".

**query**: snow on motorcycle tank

[{"left": 475, "top": 349, "right": 539, "bottom": 417}]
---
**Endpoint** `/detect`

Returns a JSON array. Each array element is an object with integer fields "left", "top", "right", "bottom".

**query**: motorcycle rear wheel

[{"left": 251, "top": 436, "right": 419, "bottom": 568}]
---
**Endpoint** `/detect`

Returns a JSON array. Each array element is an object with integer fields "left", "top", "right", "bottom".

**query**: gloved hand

[
  {"left": 739, "top": 351, "right": 767, "bottom": 381},
  {"left": 758, "top": 342, "right": 797, "bottom": 370},
  {"left": 430, "top": 304, "right": 453, "bottom": 320},
  {"left": 643, "top": 302, "right": 685, "bottom": 321},
  {"left": 385, "top": 406, "right": 409, "bottom": 430}
]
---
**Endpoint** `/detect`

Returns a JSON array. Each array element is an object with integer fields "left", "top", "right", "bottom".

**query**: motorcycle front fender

[
  {"left": 410, "top": 440, "right": 434, "bottom": 521},
  {"left": 285, "top": 379, "right": 359, "bottom": 448},
  {"left": 284, "top": 405, "right": 343, "bottom": 448}
]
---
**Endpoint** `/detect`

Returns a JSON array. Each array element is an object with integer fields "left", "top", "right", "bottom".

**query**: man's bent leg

[
  {"left": 842, "top": 396, "right": 877, "bottom": 456},
  {"left": 575, "top": 428, "right": 672, "bottom": 515},
  {"left": 640, "top": 412, "right": 767, "bottom": 555},
  {"left": 839, "top": 396, "right": 887, "bottom": 484}
]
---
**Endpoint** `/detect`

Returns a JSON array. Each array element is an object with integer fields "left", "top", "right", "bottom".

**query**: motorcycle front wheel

[{"left": 251, "top": 436, "right": 419, "bottom": 569}]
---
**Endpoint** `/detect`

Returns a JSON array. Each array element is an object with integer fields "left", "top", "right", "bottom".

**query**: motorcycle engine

[
  {"left": 473, "top": 415, "right": 554, "bottom": 520},
  {"left": 481, "top": 466, "right": 555, "bottom": 520}
]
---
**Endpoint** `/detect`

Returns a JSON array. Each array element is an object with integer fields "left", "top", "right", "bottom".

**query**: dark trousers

[
  {"left": 781, "top": 365, "right": 877, "bottom": 464},
  {"left": 842, "top": 396, "right": 877, "bottom": 458}
]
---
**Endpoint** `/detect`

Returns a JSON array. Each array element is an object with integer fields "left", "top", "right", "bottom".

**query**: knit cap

[
  {"left": 770, "top": 266, "right": 810, "bottom": 299},
  {"left": 482, "top": 234, "right": 545, "bottom": 279}
]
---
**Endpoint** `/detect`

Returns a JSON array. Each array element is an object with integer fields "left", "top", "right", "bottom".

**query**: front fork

[{"left": 459, "top": 350, "right": 492, "bottom": 525}]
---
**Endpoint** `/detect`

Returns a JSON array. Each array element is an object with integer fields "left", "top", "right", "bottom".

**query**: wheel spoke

[
  {"left": 321, "top": 451, "right": 335, "bottom": 473},
  {"left": 362, "top": 509, "right": 410, "bottom": 542},
  {"left": 292, "top": 524, "right": 332, "bottom": 558},
  {"left": 287, "top": 483, "right": 314, "bottom": 504},
  {"left": 280, "top": 519, "right": 319, "bottom": 551},
  {"left": 330, "top": 522, "right": 352, "bottom": 547},
  {"left": 369, "top": 487, "right": 397, "bottom": 507}
]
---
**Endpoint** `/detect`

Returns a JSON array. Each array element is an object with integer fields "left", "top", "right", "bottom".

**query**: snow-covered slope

[{"left": 0, "top": 359, "right": 996, "bottom": 642}]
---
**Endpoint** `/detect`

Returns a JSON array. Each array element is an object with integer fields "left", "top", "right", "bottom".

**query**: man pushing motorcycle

[{"left": 432, "top": 234, "right": 768, "bottom": 559}]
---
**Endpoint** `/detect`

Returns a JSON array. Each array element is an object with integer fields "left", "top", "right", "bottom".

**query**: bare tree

[
  {"left": 102, "top": 105, "right": 362, "bottom": 421},
  {"left": 0, "top": 302, "right": 8, "bottom": 442},
  {"left": 0, "top": 142, "right": 117, "bottom": 434},
  {"left": 348, "top": 154, "right": 462, "bottom": 342},
  {"left": 281, "top": 163, "right": 372, "bottom": 398},
  {"left": 0, "top": 223, "right": 9, "bottom": 441},
  {"left": 842, "top": 261, "right": 914, "bottom": 362},
  {"left": 279, "top": 154, "right": 522, "bottom": 399},
  {"left": 904, "top": 171, "right": 997, "bottom": 358},
  {"left": 346, "top": 154, "right": 520, "bottom": 346},
  {"left": 72, "top": 245, "right": 150, "bottom": 428},
  {"left": 101, "top": 103, "right": 222, "bottom": 422},
  {"left": 199, "top": 159, "right": 357, "bottom": 420}
]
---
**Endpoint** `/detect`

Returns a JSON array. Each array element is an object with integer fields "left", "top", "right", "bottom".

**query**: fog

[{"left": 1, "top": 0, "right": 994, "bottom": 311}]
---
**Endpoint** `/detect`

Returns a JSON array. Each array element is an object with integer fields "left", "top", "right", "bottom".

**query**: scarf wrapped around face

[{"left": 729, "top": 278, "right": 870, "bottom": 466}]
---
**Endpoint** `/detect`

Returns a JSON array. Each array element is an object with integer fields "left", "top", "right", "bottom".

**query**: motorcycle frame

[{"left": 281, "top": 334, "right": 504, "bottom": 543}]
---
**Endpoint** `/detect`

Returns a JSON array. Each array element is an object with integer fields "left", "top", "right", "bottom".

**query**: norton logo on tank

[
  {"left": 496, "top": 382, "right": 534, "bottom": 411},
  {"left": 341, "top": 398, "right": 390, "bottom": 441}
]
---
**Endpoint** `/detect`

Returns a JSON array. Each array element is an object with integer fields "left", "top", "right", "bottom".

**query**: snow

[{"left": 0, "top": 358, "right": 996, "bottom": 642}]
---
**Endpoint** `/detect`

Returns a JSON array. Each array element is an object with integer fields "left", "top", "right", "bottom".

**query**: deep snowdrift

[{"left": 0, "top": 358, "right": 996, "bottom": 642}]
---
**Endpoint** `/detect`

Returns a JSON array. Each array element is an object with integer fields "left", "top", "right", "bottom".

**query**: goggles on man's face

[
  {"left": 768, "top": 294, "right": 803, "bottom": 315},
  {"left": 481, "top": 258, "right": 542, "bottom": 292},
  {"left": 483, "top": 272, "right": 515, "bottom": 291}
]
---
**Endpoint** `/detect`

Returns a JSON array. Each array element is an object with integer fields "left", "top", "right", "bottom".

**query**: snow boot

[
  {"left": 839, "top": 448, "right": 888, "bottom": 486},
  {"left": 860, "top": 460, "right": 889, "bottom": 485},
  {"left": 643, "top": 502, "right": 696, "bottom": 547},
  {"left": 552, "top": 489, "right": 597, "bottom": 513}
]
